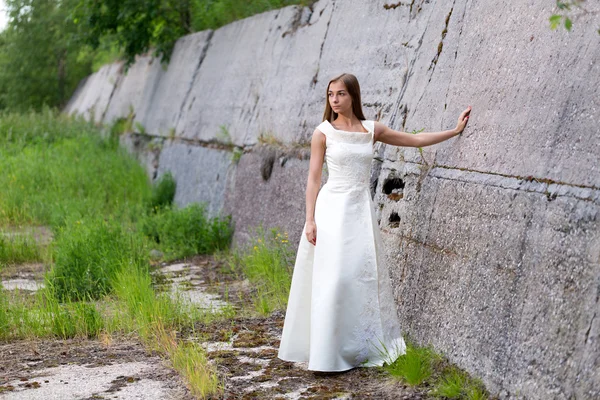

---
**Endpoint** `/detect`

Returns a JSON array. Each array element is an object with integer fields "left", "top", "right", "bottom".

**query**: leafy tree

[
  {"left": 0, "top": 0, "right": 93, "bottom": 111},
  {"left": 73, "top": 0, "right": 193, "bottom": 67}
]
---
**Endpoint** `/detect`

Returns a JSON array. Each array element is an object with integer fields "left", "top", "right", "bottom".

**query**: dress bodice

[{"left": 315, "top": 120, "right": 375, "bottom": 191}]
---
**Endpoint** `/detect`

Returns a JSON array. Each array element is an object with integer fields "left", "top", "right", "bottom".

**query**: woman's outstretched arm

[
  {"left": 305, "top": 128, "right": 326, "bottom": 245},
  {"left": 374, "top": 106, "right": 471, "bottom": 147}
]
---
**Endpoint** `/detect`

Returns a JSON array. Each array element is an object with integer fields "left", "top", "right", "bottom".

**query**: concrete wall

[{"left": 65, "top": 1, "right": 600, "bottom": 398}]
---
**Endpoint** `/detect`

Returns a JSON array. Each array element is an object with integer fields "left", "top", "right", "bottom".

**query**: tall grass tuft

[
  {"left": 384, "top": 340, "right": 439, "bottom": 386},
  {"left": 149, "top": 172, "right": 177, "bottom": 211},
  {"left": 228, "top": 226, "right": 293, "bottom": 315},
  {"left": 0, "top": 233, "right": 43, "bottom": 267},
  {"left": 0, "top": 110, "right": 152, "bottom": 228},
  {"left": 433, "top": 366, "right": 489, "bottom": 399},
  {"left": 49, "top": 217, "right": 149, "bottom": 301},
  {"left": 141, "top": 203, "right": 233, "bottom": 261}
]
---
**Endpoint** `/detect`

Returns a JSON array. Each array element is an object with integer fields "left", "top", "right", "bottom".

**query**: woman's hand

[
  {"left": 305, "top": 221, "right": 317, "bottom": 246},
  {"left": 455, "top": 106, "right": 472, "bottom": 134}
]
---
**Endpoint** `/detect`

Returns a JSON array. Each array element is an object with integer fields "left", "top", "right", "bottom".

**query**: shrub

[
  {"left": 230, "top": 226, "right": 293, "bottom": 314},
  {"left": 141, "top": 203, "right": 233, "bottom": 261},
  {"left": 149, "top": 171, "right": 177, "bottom": 211},
  {"left": 49, "top": 216, "right": 148, "bottom": 301}
]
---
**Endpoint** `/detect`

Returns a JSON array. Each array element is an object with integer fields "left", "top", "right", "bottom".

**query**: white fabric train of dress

[{"left": 277, "top": 119, "right": 406, "bottom": 372}]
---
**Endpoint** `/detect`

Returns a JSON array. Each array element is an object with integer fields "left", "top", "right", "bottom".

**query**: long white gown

[{"left": 277, "top": 119, "right": 406, "bottom": 372}]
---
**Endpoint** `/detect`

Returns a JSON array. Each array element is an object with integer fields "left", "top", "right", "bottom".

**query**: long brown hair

[{"left": 322, "top": 73, "right": 366, "bottom": 122}]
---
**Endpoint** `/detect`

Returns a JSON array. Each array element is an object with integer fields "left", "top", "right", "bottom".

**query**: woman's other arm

[
  {"left": 305, "top": 129, "right": 326, "bottom": 245},
  {"left": 374, "top": 106, "right": 471, "bottom": 147}
]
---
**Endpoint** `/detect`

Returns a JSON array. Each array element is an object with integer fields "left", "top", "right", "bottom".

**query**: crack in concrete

[
  {"left": 428, "top": 5, "right": 454, "bottom": 71},
  {"left": 100, "top": 64, "right": 124, "bottom": 123},
  {"left": 175, "top": 30, "right": 215, "bottom": 135},
  {"left": 281, "top": 4, "right": 317, "bottom": 38},
  {"left": 403, "top": 161, "right": 600, "bottom": 203},
  {"left": 311, "top": 0, "right": 336, "bottom": 89}
]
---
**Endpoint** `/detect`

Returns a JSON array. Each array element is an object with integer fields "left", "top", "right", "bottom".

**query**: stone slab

[{"left": 155, "top": 141, "right": 233, "bottom": 217}]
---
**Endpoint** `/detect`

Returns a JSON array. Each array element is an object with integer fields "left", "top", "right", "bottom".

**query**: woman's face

[{"left": 328, "top": 80, "right": 352, "bottom": 115}]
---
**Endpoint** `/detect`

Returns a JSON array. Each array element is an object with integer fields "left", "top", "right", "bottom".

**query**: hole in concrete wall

[
  {"left": 389, "top": 212, "right": 400, "bottom": 228},
  {"left": 383, "top": 177, "right": 405, "bottom": 201},
  {"left": 261, "top": 152, "right": 276, "bottom": 181}
]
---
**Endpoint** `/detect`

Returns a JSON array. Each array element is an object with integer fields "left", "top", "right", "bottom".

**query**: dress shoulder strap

[
  {"left": 316, "top": 120, "right": 333, "bottom": 136},
  {"left": 362, "top": 120, "right": 375, "bottom": 135}
]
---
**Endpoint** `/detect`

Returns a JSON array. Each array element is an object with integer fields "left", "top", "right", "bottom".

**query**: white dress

[{"left": 277, "top": 119, "right": 406, "bottom": 372}]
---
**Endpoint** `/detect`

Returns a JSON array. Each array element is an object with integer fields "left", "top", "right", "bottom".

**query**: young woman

[{"left": 278, "top": 73, "right": 471, "bottom": 372}]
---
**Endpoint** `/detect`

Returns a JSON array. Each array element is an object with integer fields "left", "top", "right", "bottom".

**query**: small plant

[
  {"left": 384, "top": 340, "right": 439, "bottom": 386},
  {"left": 409, "top": 127, "right": 426, "bottom": 160},
  {"left": 549, "top": 1, "right": 600, "bottom": 34},
  {"left": 140, "top": 203, "right": 233, "bottom": 261},
  {"left": 0, "top": 232, "right": 43, "bottom": 267},
  {"left": 217, "top": 124, "right": 232, "bottom": 144},
  {"left": 134, "top": 121, "right": 147, "bottom": 134},
  {"left": 149, "top": 171, "right": 177, "bottom": 211},
  {"left": 49, "top": 216, "right": 148, "bottom": 301},
  {"left": 230, "top": 226, "right": 293, "bottom": 315},
  {"left": 231, "top": 147, "right": 243, "bottom": 163},
  {"left": 433, "top": 366, "right": 489, "bottom": 399}
]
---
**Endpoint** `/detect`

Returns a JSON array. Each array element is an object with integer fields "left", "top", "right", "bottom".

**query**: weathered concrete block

[
  {"left": 102, "top": 55, "right": 163, "bottom": 125},
  {"left": 156, "top": 141, "right": 233, "bottom": 217},
  {"left": 375, "top": 160, "right": 599, "bottom": 398},
  {"left": 64, "top": 62, "right": 122, "bottom": 123},
  {"left": 222, "top": 146, "right": 315, "bottom": 247},
  {"left": 138, "top": 31, "right": 214, "bottom": 136},
  {"left": 176, "top": 1, "right": 333, "bottom": 146}
]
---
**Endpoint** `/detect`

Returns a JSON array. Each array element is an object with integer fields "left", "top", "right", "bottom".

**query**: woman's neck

[{"left": 333, "top": 112, "right": 359, "bottom": 128}]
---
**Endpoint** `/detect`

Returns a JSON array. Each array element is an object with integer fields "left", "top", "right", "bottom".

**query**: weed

[
  {"left": 228, "top": 225, "right": 293, "bottom": 315},
  {"left": 384, "top": 340, "right": 439, "bottom": 386},
  {"left": 0, "top": 232, "right": 43, "bottom": 267},
  {"left": 49, "top": 216, "right": 148, "bottom": 301},
  {"left": 141, "top": 203, "right": 233, "bottom": 261},
  {"left": 217, "top": 124, "right": 232, "bottom": 144},
  {"left": 231, "top": 147, "right": 243, "bottom": 163},
  {"left": 149, "top": 171, "right": 177, "bottom": 211},
  {"left": 433, "top": 366, "right": 489, "bottom": 399}
]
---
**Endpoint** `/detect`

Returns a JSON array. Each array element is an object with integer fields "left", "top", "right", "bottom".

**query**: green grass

[
  {"left": 0, "top": 232, "right": 44, "bottom": 267},
  {"left": 191, "top": 0, "right": 317, "bottom": 31},
  {"left": 382, "top": 339, "right": 491, "bottom": 399},
  {"left": 432, "top": 366, "right": 489, "bottom": 399},
  {"left": 0, "top": 110, "right": 232, "bottom": 398},
  {"left": 0, "top": 109, "right": 152, "bottom": 228},
  {"left": 384, "top": 340, "right": 439, "bottom": 386},
  {"left": 49, "top": 216, "right": 149, "bottom": 301},
  {"left": 141, "top": 203, "right": 233, "bottom": 262},
  {"left": 226, "top": 226, "right": 293, "bottom": 315},
  {"left": 149, "top": 171, "right": 177, "bottom": 211}
]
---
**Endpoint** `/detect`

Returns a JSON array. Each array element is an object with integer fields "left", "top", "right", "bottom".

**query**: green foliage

[
  {"left": 384, "top": 341, "right": 439, "bottom": 386},
  {"left": 0, "top": 110, "right": 152, "bottom": 228},
  {"left": 0, "top": 233, "right": 43, "bottom": 267},
  {"left": 433, "top": 366, "right": 489, "bottom": 399},
  {"left": 191, "top": 0, "right": 315, "bottom": 31},
  {"left": 149, "top": 172, "right": 177, "bottom": 211},
  {"left": 0, "top": 0, "right": 93, "bottom": 111},
  {"left": 229, "top": 226, "right": 293, "bottom": 314},
  {"left": 73, "top": 0, "right": 194, "bottom": 67},
  {"left": 0, "top": 287, "right": 103, "bottom": 340},
  {"left": 49, "top": 217, "right": 149, "bottom": 301},
  {"left": 141, "top": 203, "right": 233, "bottom": 261},
  {"left": 550, "top": 1, "right": 599, "bottom": 34}
]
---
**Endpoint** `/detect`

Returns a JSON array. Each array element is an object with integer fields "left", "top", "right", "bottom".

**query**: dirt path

[
  {"left": 0, "top": 252, "right": 426, "bottom": 399},
  {"left": 0, "top": 338, "right": 193, "bottom": 399}
]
